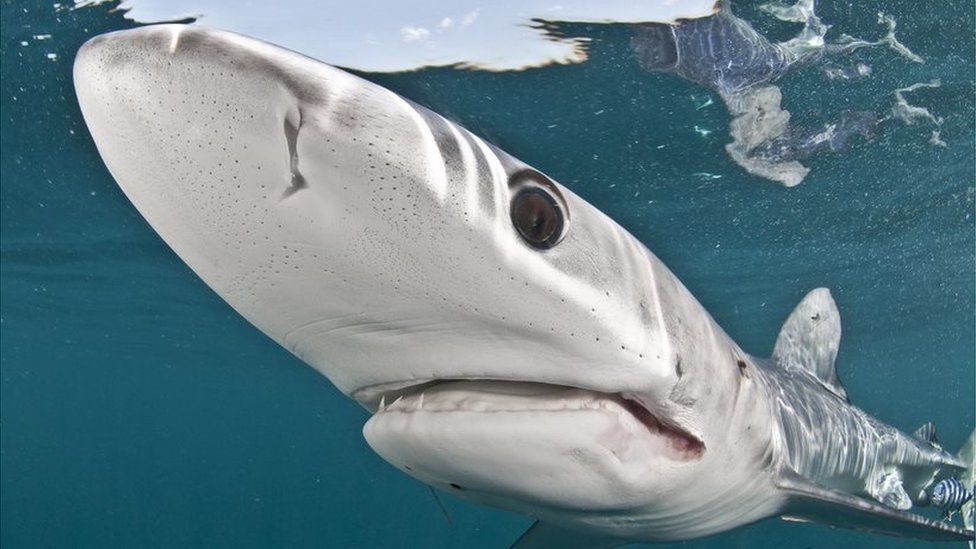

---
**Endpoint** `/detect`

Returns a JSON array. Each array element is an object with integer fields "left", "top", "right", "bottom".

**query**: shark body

[{"left": 73, "top": 24, "right": 974, "bottom": 544}]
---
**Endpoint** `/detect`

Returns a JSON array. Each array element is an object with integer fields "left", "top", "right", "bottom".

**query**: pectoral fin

[
  {"left": 776, "top": 468, "right": 975, "bottom": 542},
  {"left": 872, "top": 470, "right": 912, "bottom": 510},
  {"left": 511, "top": 521, "right": 622, "bottom": 549}
]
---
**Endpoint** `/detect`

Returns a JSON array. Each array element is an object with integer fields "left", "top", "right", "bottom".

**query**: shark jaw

[{"left": 361, "top": 380, "right": 704, "bottom": 512}]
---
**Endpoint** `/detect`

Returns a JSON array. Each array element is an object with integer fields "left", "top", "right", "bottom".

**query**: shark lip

[{"left": 359, "top": 379, "right": 705, "bottom": 461}]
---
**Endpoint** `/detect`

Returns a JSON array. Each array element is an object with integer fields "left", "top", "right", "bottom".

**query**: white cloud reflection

[
  {"left": 399, "top": 26, "right": 430, "bottom": 44},
  {"left": 75, "top": 0, "right": 716, "bottom": 72}
]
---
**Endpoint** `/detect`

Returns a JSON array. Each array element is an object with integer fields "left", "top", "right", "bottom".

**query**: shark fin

[
  {"left": 772, "top": 288, "right": 847, "bottom": 400},
  {"left": 871, "top": 470, "right": 912, "bottom": 510},
  {"left": 776, "top": 467, "right": 975, "bottom": 542},
  {"left": 912, "top": 422, "right": 939, "bottom": 446},
  {"left": 511, "top": 521, "right": 622, "bottom": 549}
]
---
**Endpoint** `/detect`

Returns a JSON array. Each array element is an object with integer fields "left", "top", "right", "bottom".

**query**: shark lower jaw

[{"left": 361, "top": 380, "right": 704, "bottom": 511}]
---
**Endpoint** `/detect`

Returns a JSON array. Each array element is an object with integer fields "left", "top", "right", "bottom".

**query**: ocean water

[{"left": 1, "top": 1, "right": 973, "bottom": 548}]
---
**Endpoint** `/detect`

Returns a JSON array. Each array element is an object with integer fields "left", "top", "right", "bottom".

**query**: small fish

[{"left": 930, "top": 478, "right": 973, "bottom": 519}]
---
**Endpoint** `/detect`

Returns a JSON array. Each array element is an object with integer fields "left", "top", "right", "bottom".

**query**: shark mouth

[{"left": 358, "top": 380, "right": 705, "bottom": 462}]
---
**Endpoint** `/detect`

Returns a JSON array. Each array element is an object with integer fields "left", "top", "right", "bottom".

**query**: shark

[{"left": 74, "top": 24, "right": 975, "bottom": 546}]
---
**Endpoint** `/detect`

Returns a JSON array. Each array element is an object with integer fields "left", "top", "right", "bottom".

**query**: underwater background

[{"left": 1, "top": 0, "right": 973, "bottom": 547}]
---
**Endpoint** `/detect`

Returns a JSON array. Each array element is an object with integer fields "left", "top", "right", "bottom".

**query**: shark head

[{"left": 75, "top": 25, "right": 782, "bottom": 540}]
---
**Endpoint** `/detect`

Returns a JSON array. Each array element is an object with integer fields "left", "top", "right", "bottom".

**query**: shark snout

[{"left": 74, "top": 25, "right": 388, "bottom": 390}]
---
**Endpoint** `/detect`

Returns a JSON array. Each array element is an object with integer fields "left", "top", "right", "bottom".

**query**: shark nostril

[
  {"left": 280, "top": 107, "right": 307, "bottom": 201},
  {"left": 449, "top": 483, "right": 465, "bottom": 491}
]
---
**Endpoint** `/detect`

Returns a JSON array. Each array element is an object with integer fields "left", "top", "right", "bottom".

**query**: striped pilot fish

[{"left": 931, "top": 478, "right": 974, "bottom": 519}]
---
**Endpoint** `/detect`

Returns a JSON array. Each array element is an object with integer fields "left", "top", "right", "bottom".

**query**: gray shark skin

[{"left": 73, "top": 25, "right": 974, "bottom": 545}]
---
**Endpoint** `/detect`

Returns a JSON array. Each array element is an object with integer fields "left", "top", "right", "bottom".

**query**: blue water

[{"left": 1, "top": 1, "right": 973, "bottom": 547}]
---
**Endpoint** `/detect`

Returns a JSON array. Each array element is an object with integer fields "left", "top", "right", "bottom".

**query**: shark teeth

[
  {"left": 376, "top": 392, "right": 427, "bottom": 413},
  {"left": 375, "top": 387, "right": 631, "bottom": 416}
]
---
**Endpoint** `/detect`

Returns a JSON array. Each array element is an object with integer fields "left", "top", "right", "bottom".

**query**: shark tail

[{"left": 959, "top": 429, "right": 975, "bottom": 548}]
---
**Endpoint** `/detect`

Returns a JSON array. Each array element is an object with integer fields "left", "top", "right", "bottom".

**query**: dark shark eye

[
  {"left": 509, "top": 170, "right": 567, "bottom": 249},
  {"left": 511, "top": 186, "right": 564, "bottom": 249}
]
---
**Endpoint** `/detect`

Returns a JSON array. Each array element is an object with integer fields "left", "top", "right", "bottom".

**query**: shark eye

[
  {"left": 511, "top": 186, "right": 565, "bottom": 249},
  {"left": 509, "top": 170, "right": 567, "bottom": 250}
]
